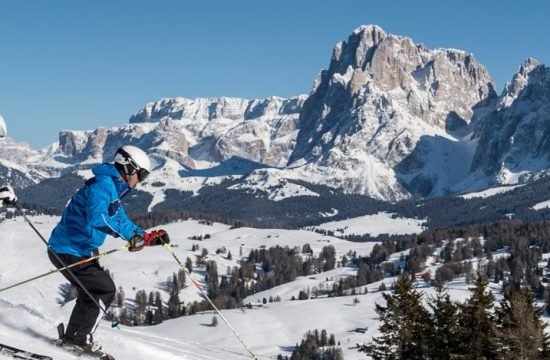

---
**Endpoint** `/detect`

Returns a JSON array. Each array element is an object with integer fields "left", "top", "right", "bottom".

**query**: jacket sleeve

[{"left": 87, "top": 180, "right": 143, "bottom": 241}]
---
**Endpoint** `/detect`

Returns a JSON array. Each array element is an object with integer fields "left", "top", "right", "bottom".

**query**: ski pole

[
  {"left": 160, "top": 240, "right": 258, "bottom": 360},
  {"left": 15, "top": 203, "right": 121, "bottom": 329},
  {"left": 0, "top": 243, "right": 129, "bottom": 293}
]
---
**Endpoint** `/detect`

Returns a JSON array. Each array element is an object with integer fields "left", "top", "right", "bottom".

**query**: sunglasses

[{"left": 137, "top": 168, "right": 150, "bottom": 182}]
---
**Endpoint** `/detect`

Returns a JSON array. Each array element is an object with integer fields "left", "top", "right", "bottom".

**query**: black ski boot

[
  {"left": 77, "top": 336, "right": 114, "bottom": 360},
  {"left": 53, "top": 323, "right": 115, "bottom": 359}
]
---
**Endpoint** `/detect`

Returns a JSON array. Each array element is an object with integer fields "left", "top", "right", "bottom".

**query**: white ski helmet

[{"left": 114, "top": 145, "right": 151, "bottom": 182}]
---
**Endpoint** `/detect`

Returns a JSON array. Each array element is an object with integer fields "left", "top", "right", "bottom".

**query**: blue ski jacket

[{"left": 48, "top": 163, "right": 144, "bottom": 257}]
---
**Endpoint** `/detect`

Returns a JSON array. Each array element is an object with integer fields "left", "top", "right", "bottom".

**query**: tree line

[
  {"left": 277, "top": 329, "right": 343, "bottom": 360},
  {"left": 360, "top": 272, "right": 550, "bottom": 360},
  {"left": 107, "top": 244, "right": 339, "bottom": 325}
]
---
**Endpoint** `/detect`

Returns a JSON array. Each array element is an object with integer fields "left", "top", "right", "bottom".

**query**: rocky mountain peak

[
  {"left": 326, "top": 25, "right": 494, "bottom": 99},
  {"left": 500, "top": 58, "right": 543, "bottom": 108},
  {"left": 470, "top": 59, "right": 550, "bottom": 180},
  {"left": 330, "top": 25, "right": 386, "bottom": 74},
  {"left": 129, "top": 96, "right": 305, "bottom": 124},
  {"left": 59, "top": 96, "right": 307, "bottom": 169},
  {"left": 520, "top": 57, "right": 541, "bottom": 75},
  {"left": 289, "top": 24, "right": 495, "bottom": 187}
]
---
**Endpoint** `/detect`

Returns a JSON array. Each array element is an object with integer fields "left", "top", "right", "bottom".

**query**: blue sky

[{"left": 1, "top": 0, "right": 549, "bottom": 148}]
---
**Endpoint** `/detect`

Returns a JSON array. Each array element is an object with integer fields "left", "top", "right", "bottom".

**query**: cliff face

[
  {"left": 281, "top": 25, "right": 495, "bottom": 199},
  {"left": 469, "top": 59, "right": 550, "bottom": 184},
  {"left": 128, "top": 96, "right": 306, "bottom": 168}
]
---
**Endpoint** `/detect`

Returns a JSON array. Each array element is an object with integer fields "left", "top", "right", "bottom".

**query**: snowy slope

[
  {"left": 311, "top": 212, "right": 426, "bottom": 237},
  {"left": 459, "top": 184, "right": 523, "bottom": 199},
  {"left": 0, "top": 215, "right": 379, "bottom": 360},
  {"left": 0, "top": 214, "right": 533, "bottom": 360}
]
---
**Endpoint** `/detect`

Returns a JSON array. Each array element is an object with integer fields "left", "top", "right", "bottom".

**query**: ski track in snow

[{"left": 124, "top": 329, "right": 256, "bottom": 359}]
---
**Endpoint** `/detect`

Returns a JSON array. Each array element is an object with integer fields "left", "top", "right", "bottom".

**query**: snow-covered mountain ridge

[{"left": 1, "top": 25, "right": 550, "bottom": 206}]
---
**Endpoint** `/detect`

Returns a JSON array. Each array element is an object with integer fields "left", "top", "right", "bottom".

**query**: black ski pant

[{"left": 48, "top": 250, "right": 116, "bottom": 345}]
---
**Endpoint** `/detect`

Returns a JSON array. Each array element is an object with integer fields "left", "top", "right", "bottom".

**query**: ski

[
  {"left": 0, "top": 343, "right": 53, "bottom": 360},
  {"left": 51, "top": 339, "right": 116, "bottom": 360}
]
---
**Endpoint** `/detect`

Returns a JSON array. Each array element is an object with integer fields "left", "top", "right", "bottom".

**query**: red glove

[{"left": 143, "top": 230, "right": 170, "bottom": 246}]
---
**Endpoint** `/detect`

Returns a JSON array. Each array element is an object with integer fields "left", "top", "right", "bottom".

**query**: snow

[
  {"left": 312, "top": 212, "right": 426, "bottom": 237},
  {"left": 0, "top": 215, "right": 380, "bottom": 360},
  {"left": 331, "top": 66, "right": 355, "bottom": 86},
  {"left": 0, "top": 213, "right": 535, "bottom": 360},
  {"left": 353, "top": 24, "right": 385, "bottom": 35},
  {"left": 320, "top": 208, "right": 338, "bottom": 218},
  {"left": 533, "top": 199, "right": 550, "bottom": 210},
  {"left": 459, "top": 184, "right": 523, "bottom": 199},
  {"left": 228, "top": 171, "right": 320, "bottom": 201}
]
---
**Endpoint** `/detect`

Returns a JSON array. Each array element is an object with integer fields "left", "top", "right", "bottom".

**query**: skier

[
  {"left": 0, "top": 185, "right": 17, "bottom": 206},
  {"left": 48, "top": 145, "right": 170, "bottom": 358}
]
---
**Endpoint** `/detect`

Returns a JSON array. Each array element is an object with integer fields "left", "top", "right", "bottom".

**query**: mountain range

[{"left": 1, "top": 24, "right": 550, "bottom": 226}]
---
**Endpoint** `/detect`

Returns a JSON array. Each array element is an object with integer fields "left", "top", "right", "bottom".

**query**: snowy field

[
  {"left": 0, "top": 215, "right": 529, "bottom": 360},
  {"left": 0, "top": 215, "right": 381, "bottom": 360},
  {"left": 533, "top": 199, "right": 550, "bottom": 210},
  {"left": 459, "top": 185, "right": 523, "bottom": 199},
  {"left": 311, "top": 212, "right": 426, "bottom": 237}
]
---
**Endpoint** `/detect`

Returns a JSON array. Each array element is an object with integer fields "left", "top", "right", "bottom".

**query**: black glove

[
  {"left": 143, "top": 230, "right": 170, "bottom": 246},
  {"left": 128, "top": 233, "right": 145, "bottom": 252},
  {"left": 0, "top": 185, "right": 17, "bottom": 206}
]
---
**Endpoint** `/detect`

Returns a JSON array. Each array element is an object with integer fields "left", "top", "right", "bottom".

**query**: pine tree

[
  {"left": 328, "top": 334, "right": 336, "bottom": 346},
  {"left": 178, "top": 269, "right": 186, "bottom": 289},
  {"left": 360, "top": 273, "right": 431, "bottom": 359},
  {"left": 356, "top": 261, "right": 368, "bottom": 287},
  {"left": 172, "top": 273, "right": 180, "bottom": 294},
  {"left": 320, "top": 329, "right": 328, "bottom": 347},
  {"left": 119, "top": 308, "right": 130, "bottom": 326},
  {"left": 135, "top": 290, "right": 148, "bottom": 314},
  {"left": 167, "top": 293, "right": 181, "bottom": 318},
  {"left": 153, "top": 308, "right": 163, "bottom": 324},
  {"left": 116, "top": 286, "right": 125, "bottom": 308},
  {"left": 455, "top": 272, "right": 497, "bottom": 358},
  {"left": 154, "top": 291, "right": 164, "bottom": 320},
  {"left": 185, "top": 257, "right": 193, "bottom": 273},
  {"left": 321, "top": 245, "right": 336, "bottom": 271},
  {"left": 145, "top": 309, "right": 153, "bottom": 325},
  {"left": 427, "top": 282, "right": 460, "bottom": 359},
  {"left": 495, "top": 286, "right": 548, "bottom": 359}
]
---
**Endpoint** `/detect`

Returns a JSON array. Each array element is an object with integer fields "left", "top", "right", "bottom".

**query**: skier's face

[{"left": 127, "top": 172, "right": 140, "bottom": 188}]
